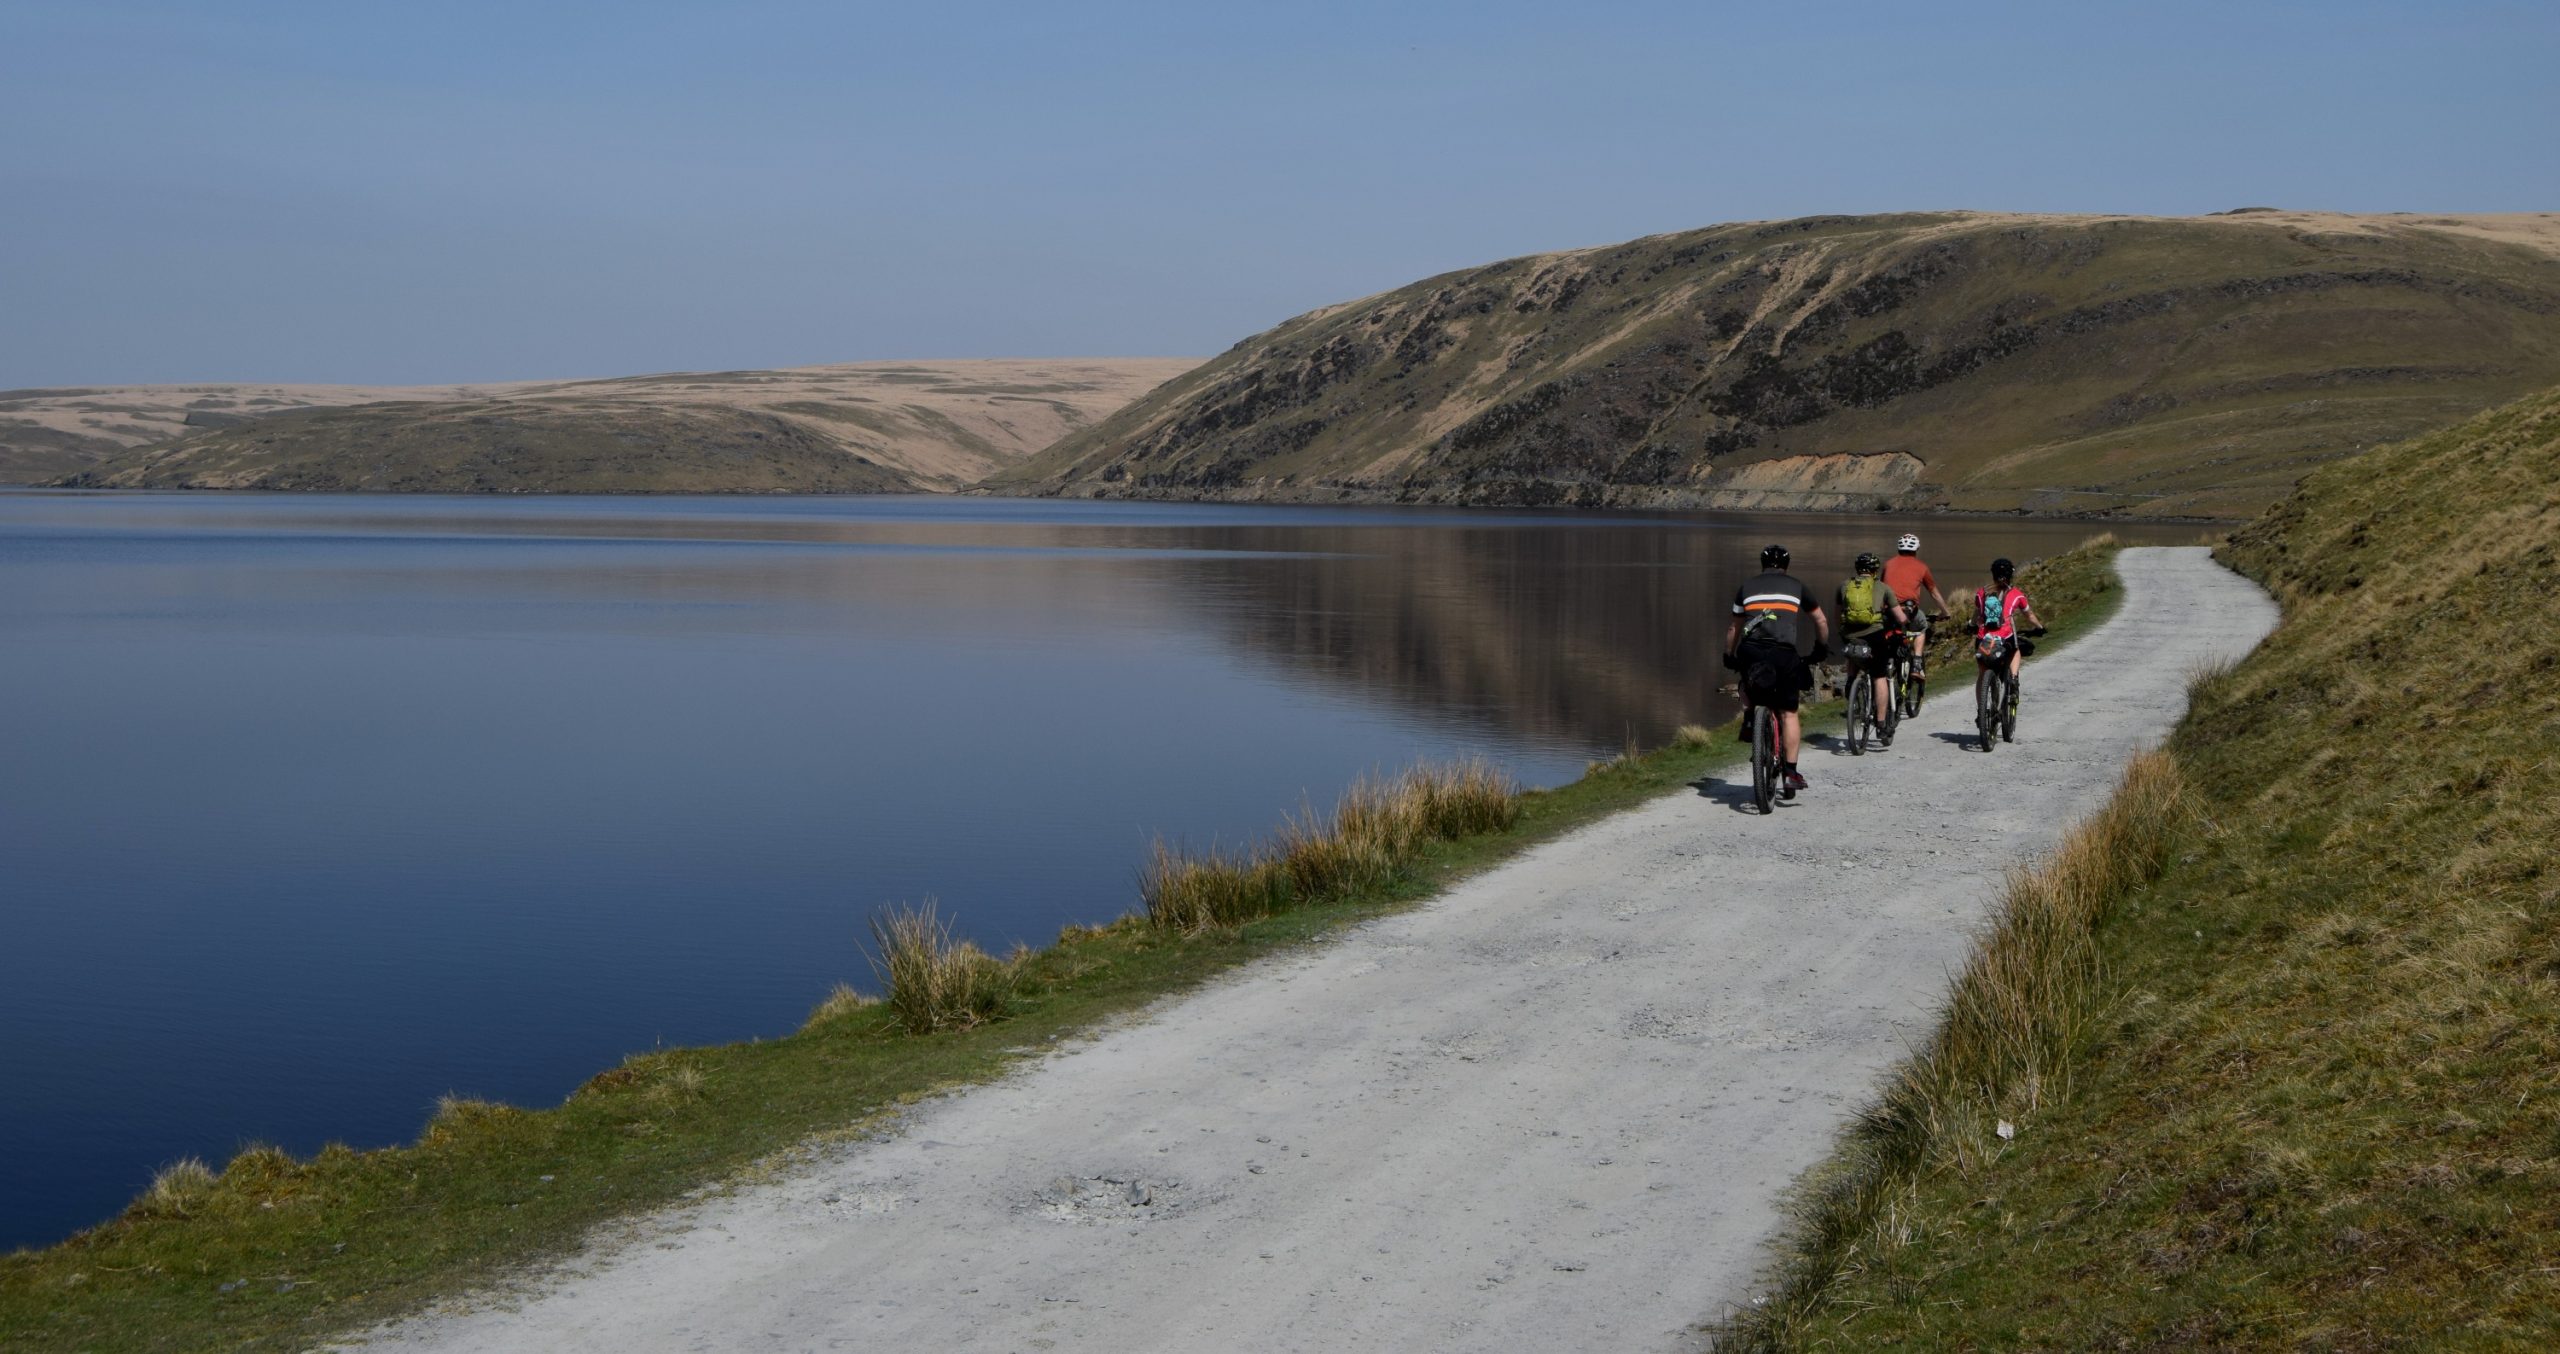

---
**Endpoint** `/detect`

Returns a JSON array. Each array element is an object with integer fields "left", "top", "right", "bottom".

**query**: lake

[{"left": 0, "top": 491, "right": 2198, "bottom": 1248}]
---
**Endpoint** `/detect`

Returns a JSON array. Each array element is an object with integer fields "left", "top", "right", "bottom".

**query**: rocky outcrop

[{"left": 1697, "top": 451, "right": 1927, "bottom": 511}]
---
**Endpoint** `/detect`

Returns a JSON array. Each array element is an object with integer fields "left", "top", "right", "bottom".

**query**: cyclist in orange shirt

[{"left": 1880, "top": 533, "right": 1950, "bottom": 698}]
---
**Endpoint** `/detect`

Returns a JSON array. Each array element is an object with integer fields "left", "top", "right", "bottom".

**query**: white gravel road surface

[{"left": 351, "top": 546, "right": 2275, "bottom": 1353}]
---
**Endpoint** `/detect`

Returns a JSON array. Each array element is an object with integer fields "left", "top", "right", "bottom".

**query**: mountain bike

[
  {"left": 1892, "top": 614, "right": 1940, "bottom": 718},
  {"left": 1970, "top": 626, "right": 2046, "bottom": 752},
  {"left": 1841, "top": 639, "right": 1880, "bottom": 755}
]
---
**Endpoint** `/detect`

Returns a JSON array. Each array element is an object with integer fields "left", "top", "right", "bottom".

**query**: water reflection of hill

[
  {"left": 1143, "top": 514, "right": 2197, "bottom": 753},
  {"left": 1161, "top": 525, "right": 1730, "bottom": 752},
  {"left": 50, "top": 495, "right": 2187, "bottom": 753}
]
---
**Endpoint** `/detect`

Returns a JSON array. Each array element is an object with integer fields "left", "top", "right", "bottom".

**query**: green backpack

[{"left": 1841, "top": 576, "right": 1885, "bottom": 628}]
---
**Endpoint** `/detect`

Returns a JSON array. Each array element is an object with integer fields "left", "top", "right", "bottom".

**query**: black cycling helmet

[
  {"left": 1991, "top": 556, "right": 2015, "bottom": 582},
  {"left": 1854, "top": 550, "right": 1882, "bottom": 572},
  {"left": 1760, "top": 544, "right": 1790, "bottom": 570}
]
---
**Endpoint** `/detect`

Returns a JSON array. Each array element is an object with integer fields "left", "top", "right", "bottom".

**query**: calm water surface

[{"left": 0, "top": 491, "right": 2197, "bottom": 1247}]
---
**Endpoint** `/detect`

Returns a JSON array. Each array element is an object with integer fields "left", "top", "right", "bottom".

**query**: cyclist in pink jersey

[{"left": 1971, "top": 556, "right": 2046, "bottom": 718}]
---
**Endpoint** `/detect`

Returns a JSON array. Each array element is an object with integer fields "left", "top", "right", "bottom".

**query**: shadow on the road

[
  {"left": 1691, "top": 774, "right": 1796, "bottom": 814},
  {"left": 1927, "top": 730, "right": 1985, "bottom": 750}
]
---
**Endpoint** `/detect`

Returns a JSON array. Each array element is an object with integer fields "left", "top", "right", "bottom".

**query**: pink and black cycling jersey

[{"left": 1977, "top": 585, "right": 2032, "bottom": 639}]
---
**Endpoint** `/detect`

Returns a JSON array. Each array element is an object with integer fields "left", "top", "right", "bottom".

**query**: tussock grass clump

[
  {"left": 1141, "top": 842, "right": 1295, "bottom": 933},
  {"left": 800, "top": 982, "right": 880, "bottom": 1031},
  {"left": 869, "top": 901, "right": 1022, "bottom": 1034},
  {"left": 420, "top": 1095, "right": 521, "bottom": 1149},
  {"left": 126, "top": 1159, "right": 218, "bottom": 1221},
  {"left": 645, "top": 1062, "right": 707, "bottom": 1106},
  {"left": 220, "top": 1144, "right": 300, "bottom": 1197},
  {"left": 1143, "top": 760, "right": 1520, "bottom": 933}
]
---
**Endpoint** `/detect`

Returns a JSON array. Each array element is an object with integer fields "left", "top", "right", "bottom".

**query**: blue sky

[{"left": 5, "top": 0, "right": 2555, "bottom": 385}]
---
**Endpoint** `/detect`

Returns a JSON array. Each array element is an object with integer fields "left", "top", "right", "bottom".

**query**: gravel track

[{"left": 352, "top": 547, "right": 2276, "bottom": 1353}]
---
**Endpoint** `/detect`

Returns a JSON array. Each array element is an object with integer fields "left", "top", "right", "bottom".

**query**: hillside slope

[
  {"left": 19, "top": 359, "right": 1194, "bottom": 491},
  {"left": 52, "top": 401, "right": 916, "bottom": 494},
  {"left": 993, "top": 211, "right": 2560, "bottom": 518},
  {"left": 1745, "top": 386, "right": 2560, "bottom": 1347}
]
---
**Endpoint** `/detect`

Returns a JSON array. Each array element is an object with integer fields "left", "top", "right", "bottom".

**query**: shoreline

[
  {"left": 332, "top": 543, "right": 2240, "bottom": 1352},
  {"left": 0, "top": 481, "right": 2246, "bottom": 527},
  {"left": 0, "top": 535, "right": 2136, "bottom": 1349}
]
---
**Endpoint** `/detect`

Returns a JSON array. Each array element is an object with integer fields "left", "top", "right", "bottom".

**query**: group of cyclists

[{"left": 1722, "top": 533, "right": 2045, "bottom": 799}]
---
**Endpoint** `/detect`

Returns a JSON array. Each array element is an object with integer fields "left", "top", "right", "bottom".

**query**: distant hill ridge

[
  {"left": 992, "top": 210, "right": 2560, "bottom": 518},
  {"left": 19, "top": 359, "right": 1196, "bottom": 492}
]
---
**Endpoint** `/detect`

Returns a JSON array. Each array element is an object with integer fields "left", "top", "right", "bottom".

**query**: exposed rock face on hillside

[
  {"left": 16, "top": 359, "right": 1196, "bottom": 491},
  {"left": 994, "top": 211, "right": 2560, "bottom": 518}
]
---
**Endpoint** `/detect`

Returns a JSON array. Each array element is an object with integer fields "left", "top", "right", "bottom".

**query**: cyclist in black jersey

[{"left": 1723, "top": 544, "right": 1829, "bottom": 797}]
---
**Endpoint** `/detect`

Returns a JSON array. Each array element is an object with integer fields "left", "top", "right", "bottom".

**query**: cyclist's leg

[{"left": 1779, "top": 710, "right": 1801, "bottom": 763}]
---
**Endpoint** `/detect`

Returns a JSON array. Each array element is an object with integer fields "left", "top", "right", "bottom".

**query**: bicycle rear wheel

[
  {"left": 1751, "top": 708, "right": 1777, "bottom": 814},
  {"left": 1847, "top": 678, "right": 1870, "bottom": 755},
  {"left": 1977, "top": 670, "right": 2001, "bottom": 752}
]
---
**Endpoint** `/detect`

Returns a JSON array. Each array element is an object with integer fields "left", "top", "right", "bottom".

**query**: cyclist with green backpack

[{"left": 1835, "top": 552, "right": 1909, "bottom": 747}]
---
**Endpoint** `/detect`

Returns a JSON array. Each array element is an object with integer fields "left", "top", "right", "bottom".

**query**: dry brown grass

[
  {"left": 645, "top": 1062, "right": 707, "bottom": 1106},
  {"left": 126, "top": 1159, "right": 218, "bottom": 1221},
  {"left": 800, "top": 982, "right": 881, "bottom": 1031},
  {"left": 417, "top": 1095, "right": 521, "bottom": 1149},
  {"left": 869, "top": 901, "right": 1023, "bottom": 1035},
  {"left": 1729, "top": 751, "right": 2193, "bottom": 1347},
  {"left": 1142, "top": 760, "right": 1519, "bottom": 933},
  {"left": 1917, "top": 751, "right": 2188, "bottom": 1127}
]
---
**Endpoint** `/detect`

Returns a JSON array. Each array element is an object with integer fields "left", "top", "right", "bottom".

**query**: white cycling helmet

[{"left": 1896, "top": 533, "right": 1920, "bottom": 553}]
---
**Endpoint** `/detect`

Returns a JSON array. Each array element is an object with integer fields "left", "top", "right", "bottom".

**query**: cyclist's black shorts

[{"left": 1739, "top": 638, "right": 1811, "bottom": 712}]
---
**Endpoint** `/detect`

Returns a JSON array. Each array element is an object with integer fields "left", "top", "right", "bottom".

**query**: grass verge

[
  {"left": 0, "top": 538, "right": 2124, "bottom": 1353},
  {"left": 1723, "top": 389, "right": 2560, "bottom": 1348}
]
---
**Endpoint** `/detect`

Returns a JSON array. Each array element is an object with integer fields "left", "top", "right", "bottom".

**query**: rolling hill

[
  {"left": 22, "top": 359, "right": 1195, "bottom": 493},
  {"left": 991, "top": 211, "right": 2560, "bottom": 518}
]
